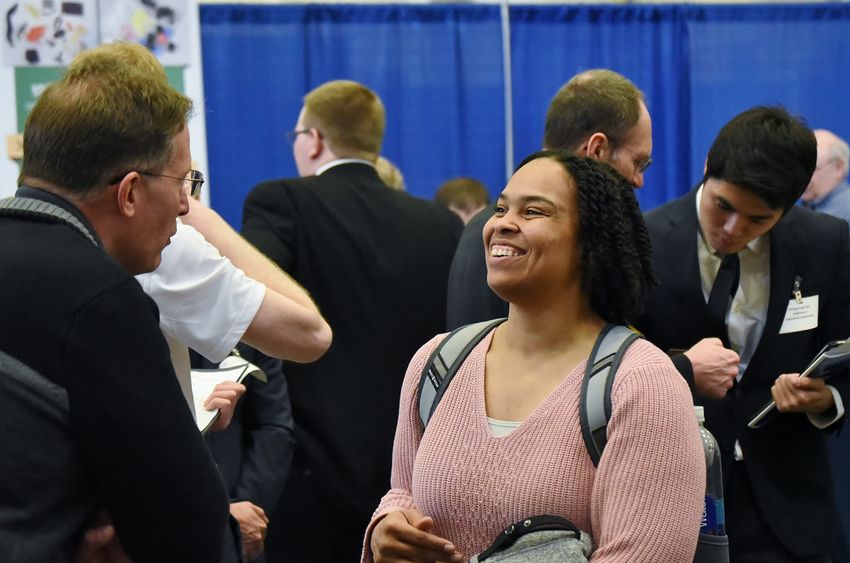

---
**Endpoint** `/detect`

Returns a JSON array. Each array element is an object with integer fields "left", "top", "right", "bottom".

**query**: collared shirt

[
  {"left": 806, "top": 181, "right": 850, "bottom": 227},
  {"left": 695, "top": 185, "right": 770, "bottom": 380},
  {"left": 315, "top": 158, "right": 375, "bottom": 176},
  {"left": 695, "top": 185, "right": 843, "bottom": 438}
]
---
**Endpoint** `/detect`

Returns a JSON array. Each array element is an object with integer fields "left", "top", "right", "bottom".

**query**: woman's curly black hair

[{"left": 516, "top": 149, "right": 656, "bottom": 325}]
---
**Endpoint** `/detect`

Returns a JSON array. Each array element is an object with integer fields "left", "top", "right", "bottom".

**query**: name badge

[{"left": 779, "top": 294, "right": 819, "bottom": 334}]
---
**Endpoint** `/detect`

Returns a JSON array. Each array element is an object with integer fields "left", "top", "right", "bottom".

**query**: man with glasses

[
  {"left": 95, "top": 42, "right": 334, "bottom": 562},
  {"left": 0, "top": 42, "right": 236, "bottom": 562},
  {"left": 241, "top": 79, "right": 462, "bottom": 563}
]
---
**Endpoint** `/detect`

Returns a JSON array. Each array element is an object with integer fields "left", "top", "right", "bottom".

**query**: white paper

[
  {"left": 190, "top": 356, "right": 266, "bottom": 433},
  {"left": 779, "top": 294, "right": 819, "bottom": 334}
]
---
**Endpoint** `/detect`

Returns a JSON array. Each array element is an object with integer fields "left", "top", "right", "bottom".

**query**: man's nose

[
  {"left": 177, "top": 187, "right": 190, "bottom": 217},
  {"left": 723, "top": 213, "right": 741, "bottom": 235}
]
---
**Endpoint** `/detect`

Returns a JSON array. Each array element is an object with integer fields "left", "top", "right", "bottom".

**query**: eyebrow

[
  {"left": 496, "top": 194, "right": 557, "bottom": 207},
  {"left": 717, "top": 195, "right": 776, "bottom": 221}
]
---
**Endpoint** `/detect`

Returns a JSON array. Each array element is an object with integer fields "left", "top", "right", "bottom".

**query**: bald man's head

[{"left": 801, "top": 129, "right": 850, "bottom": 202}]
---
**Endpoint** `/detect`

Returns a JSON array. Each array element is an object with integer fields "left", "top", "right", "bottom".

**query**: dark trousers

[
  {"left": 726, "top": 461, "right": 831, "bottom": 563},
  {"left": 264, "top": 463, "right": 370, "bottom": 563},
  {"left": 827, "top": 433, "right": 850, "bottom": 563}
]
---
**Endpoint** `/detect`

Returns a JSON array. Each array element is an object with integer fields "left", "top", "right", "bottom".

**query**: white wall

[{"left": 0, "top": 66, "right": 16, "bottom": 198}]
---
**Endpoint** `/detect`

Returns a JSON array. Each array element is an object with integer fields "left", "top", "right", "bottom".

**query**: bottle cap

[{"left": 694, "top": 405, "right": 705, "bottom": 423}]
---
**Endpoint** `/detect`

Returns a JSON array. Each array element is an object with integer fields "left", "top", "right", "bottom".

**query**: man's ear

[
  {"left": 584, "top": 132, "right": 610, "bottom": 161},
  {"left": 307, "top": 129, "right": 324, "bottom": 160},
  {"left": 115, "top": 172, "right": 143, "bottom": 218},
  {"left": 836, "top": 159, "right": 848, "bottom": 181}
]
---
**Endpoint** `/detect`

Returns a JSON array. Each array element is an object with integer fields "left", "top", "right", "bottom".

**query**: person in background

[
  {"left": 0, "top": 42, "right": 233, "bottom": 562},
  {"left": 194, "top": 345, "right": 295, "bottom": 563},
  {"left": 364, "top": 151, "right": 704, "bottom": 563},
  {"left": 634, "top": 106, "right": 850, "bottom": 562},
  {"left": 799, "top": 129, "right": 850, "bottom": 225},
  {"left": 242, "top": 79, "right": 462, "bottom": 563},
  {"left": 434, "top": 176, "right": 490, "bottom": 224},
  {"left": 799, "top": 127, "right": 850, "bottom": 563}
]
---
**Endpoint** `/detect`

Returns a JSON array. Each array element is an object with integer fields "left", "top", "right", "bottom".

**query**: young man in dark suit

[
  {"left": 635, "top": 106, "right": 850, "bottom": 562},
  {"left": 241, "top": 80, "right": 462, "bottom": 563}
]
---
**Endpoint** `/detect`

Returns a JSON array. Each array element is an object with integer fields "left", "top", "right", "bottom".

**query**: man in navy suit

[
  {"left": 241, "top": 80, "right": 462, "bottom": 563},
  {"left": 635, "top": 106, "right": 850, "bottom": 562}
]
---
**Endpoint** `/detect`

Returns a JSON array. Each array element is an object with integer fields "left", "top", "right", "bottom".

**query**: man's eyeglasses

[
  {"left": 286, "top": 129, "right": 311, "bottom": 144},
  {"left": 109, "top": 169, "right": 205, "bottom": 198},
  {"left": 636, "top": 157, "right": 653, "bottom": 174}
]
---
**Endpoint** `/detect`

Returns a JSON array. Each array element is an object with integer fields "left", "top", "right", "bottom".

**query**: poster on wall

[
  {"left": 2, "top": 0, "right": 97, "bottom": 67},
  {"left": 98, "top": 0, "right": 190, "bottom": 66}
]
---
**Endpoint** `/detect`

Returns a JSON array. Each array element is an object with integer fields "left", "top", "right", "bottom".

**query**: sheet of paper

[
  {"left": 190, "top": 357, "right": 266, "bottom": 433},
  {"left": 779, "top": 295, "right": 818, "bottom": 334},
  {"left": 191, "top": 364, "right": 246, "bottom": 433}
]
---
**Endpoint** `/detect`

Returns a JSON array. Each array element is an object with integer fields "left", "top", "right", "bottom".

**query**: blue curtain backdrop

[
  {"left": 200, "top": 4, "right": 850, "bottom": 229},
  {"left": 200, "top": 5, "right": 505, "bottom": 228}
]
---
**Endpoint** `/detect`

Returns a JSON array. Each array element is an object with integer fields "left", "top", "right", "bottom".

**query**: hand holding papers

[
  {"left": 748, "top": 339, "right": 850, "bottom": 428},
  {"left": 191, "top": 354, "right": 267, "bottom": 434}
]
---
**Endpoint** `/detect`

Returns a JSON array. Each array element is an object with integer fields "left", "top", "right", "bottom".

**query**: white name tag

[{"left": 779, "top": 294, "right": 819, "bottom": 334}]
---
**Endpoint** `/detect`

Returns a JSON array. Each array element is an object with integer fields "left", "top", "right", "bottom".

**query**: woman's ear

[{"left": 584, "top": 132, "right": 611, "bottom": 162}]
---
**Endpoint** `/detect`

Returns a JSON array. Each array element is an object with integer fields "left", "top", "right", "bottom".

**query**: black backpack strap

[
  {"left": 418, "top": 318, "right": 506, "bottom": 429},
  {"left": 0, "top": 197, "right": 96, "bottom": 246},
  {"left": 476, "top": 514, "right": 581, "bottom": 561},
  {"left": 580, "top": 324, "right": 641, "bottom": 467}
]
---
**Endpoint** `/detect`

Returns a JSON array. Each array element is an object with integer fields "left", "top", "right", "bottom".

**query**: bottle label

[{"left": 701, "top": 495, "right": 726, "bottom": 535}]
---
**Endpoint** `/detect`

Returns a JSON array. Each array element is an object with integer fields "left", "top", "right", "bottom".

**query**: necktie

[{"left": 706, "top": 253, "right": 740, "bottom": 348}]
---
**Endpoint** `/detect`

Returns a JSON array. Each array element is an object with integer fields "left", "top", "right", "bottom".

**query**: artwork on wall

[
  {"left": 99, "top": 0, "right": 190, "bottom": 66},
  {"left": 2, "top": 0, "right": 97, "bottom": 66},
  {"left": 2, "top": 0, "right": 190, "bottom": 67}
]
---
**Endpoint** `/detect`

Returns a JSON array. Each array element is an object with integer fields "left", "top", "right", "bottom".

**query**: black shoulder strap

[
  {"left": 418, "top": 318, "right": 506, "bottom": 429},
  {"left": 579, "top": 324, "right": 641, "bottom": 467},
  {"left": 0, "top": 197, "right": 96, "bottom": 246}
]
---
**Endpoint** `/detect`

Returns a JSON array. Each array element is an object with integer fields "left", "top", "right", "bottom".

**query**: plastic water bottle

[{"left": 696, "top": 406, "right": 725, "bottom": 536}]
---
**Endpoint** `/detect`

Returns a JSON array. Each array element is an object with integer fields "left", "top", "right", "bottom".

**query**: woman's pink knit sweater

[{"left": 363, "top": 331, "right": 705, "bottom": 562}]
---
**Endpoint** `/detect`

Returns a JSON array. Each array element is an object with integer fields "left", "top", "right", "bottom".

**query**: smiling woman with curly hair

[{"left": 363, "top": 150, "right": 705, "bottom": 563}]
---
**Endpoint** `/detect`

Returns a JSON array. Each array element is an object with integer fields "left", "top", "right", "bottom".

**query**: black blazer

[
  {"left": 445, "top": 204, "right": 507, "bottom": 330},
  {"left": 200, "top": 346, "right": 295, "bottom": 515},
  {"left": 241, "top": 163, "right": 462, "bottom": 521},
  {"left": 635, "top": 189, "right": 850, "bottom": 558}
]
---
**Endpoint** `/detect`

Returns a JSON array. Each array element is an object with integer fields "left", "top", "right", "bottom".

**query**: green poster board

[{"left": 15, "top": 66, "right": 185, "bottom": 132}]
